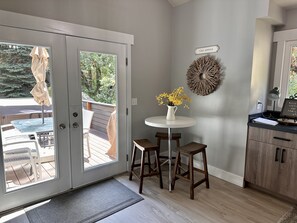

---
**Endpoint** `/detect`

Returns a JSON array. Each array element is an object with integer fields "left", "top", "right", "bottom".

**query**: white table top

[{"left": 145, "top": 116, "right": 196, "bottom": 128}]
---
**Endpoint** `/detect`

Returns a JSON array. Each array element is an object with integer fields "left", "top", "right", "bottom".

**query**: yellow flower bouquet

[{"left": 156, "top": 86, "right": 191, "bottom": 109}]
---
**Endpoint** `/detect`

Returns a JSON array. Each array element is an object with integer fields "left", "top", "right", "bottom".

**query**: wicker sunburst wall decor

[{"left": 186, "top": 55, "right": 224, "bottom": 96}]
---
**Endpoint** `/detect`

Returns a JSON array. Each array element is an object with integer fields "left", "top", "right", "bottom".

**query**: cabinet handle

[
  {"left": 280, "top": 149, "right": 286, "bottom": 163},
  {"left": 275, "top": 148, "right": 280, "bottom": 162},
  {"left": 273, "top": 136, "right": 291, "bottom": 142}
]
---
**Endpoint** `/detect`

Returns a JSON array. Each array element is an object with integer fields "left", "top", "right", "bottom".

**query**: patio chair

[
  {"left": 83, "top": 109, "right": 94, "bottom": 158},
  {"left": 1, "top": 125, "right": 42, "bottom": 181}
]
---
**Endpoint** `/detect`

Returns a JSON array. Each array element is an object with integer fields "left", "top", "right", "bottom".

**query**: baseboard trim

[
  {"left": 143, "top": 151, "right": 244, "bottom": 187},
  {"left": 192, "top": 159, "right": 244, "bottom": 187}
]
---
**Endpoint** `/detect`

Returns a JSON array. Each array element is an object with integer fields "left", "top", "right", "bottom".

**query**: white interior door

[
  {"left": 66, "top": 36, "right": 127, "bottom": 188},
  {"left": 0, "top": 26, "right": 71, "bottom": 212}
]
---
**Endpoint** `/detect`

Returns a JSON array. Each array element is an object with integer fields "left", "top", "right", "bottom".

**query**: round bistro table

[{"left": 145, "top": 116, "right": 196, "bottom": 191}]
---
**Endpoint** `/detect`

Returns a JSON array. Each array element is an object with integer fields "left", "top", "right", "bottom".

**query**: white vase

[{"left": 166, "top": 105, "right": 178, "bottom": 121}]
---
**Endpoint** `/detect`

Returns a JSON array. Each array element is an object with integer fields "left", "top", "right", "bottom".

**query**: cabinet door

[
  {"left": 245, "top": 140, "right": 279, "bottom": 192},
  {"left": 278, "top": 148, "right": 297, "bottom": 199}
]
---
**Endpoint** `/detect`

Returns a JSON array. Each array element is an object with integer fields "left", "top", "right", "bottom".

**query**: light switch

[{"left": 132, "top": 98, "right": 138, "bottom": 106}]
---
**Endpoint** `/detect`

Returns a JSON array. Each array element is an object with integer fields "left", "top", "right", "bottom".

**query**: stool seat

[
  {"left": 179, "top": 142, "right": 207, "bottom": 155},
  {"left": 134, "top": 139, "right": 159, "bottom": 151},
  {"left": 129, "top": 139, "right": 163, "bottom": 194},
  {"left": 155, "top": 132, "right": 181, "bottom": 140},
  {"left": 172, "top": 142, "right": 209, "bottom": 200}
]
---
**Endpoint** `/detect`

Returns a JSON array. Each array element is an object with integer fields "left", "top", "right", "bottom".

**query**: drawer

[{"left": 248, "top": 126, "right": 297, "bottom": 149}]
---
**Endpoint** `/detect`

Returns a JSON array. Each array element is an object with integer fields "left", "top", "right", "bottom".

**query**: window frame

[{"left": 273, "top": 29, "right": 297, "bottom": 110}]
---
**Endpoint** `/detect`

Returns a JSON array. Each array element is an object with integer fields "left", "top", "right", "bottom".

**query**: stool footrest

[
  {"left": 175, "top": 175, "right": 190, "bottom": 182},
  {"left": 193, "top": 179, "right": 207, "bottom": 188}
]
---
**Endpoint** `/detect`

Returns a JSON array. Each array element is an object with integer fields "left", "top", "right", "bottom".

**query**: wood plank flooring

[
  {"left": 0, "top": 170, "right": 293, "bottom": 223},
  {"left": 101, "top": 172, "right": 292, "bottom": 223}
]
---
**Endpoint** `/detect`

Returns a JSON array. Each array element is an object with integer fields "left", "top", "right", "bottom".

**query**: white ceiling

[{"left": 168, "top": 0, "right": 297, "bottom": 9}]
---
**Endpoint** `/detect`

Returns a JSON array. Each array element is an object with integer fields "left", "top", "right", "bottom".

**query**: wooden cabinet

[{"left": 245, "top": 126, "right": 297, "bottom": 200}]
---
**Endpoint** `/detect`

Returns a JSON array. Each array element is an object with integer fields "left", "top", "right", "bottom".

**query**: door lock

[
  {"left": 59, "top": 124, "right": 66, "bottom": 130},
  {"left": 73, "top": 112, "right": 78, "bottom": 117},
  {"left": 72, "top": 122, "right": 79, "bottom": 128}
]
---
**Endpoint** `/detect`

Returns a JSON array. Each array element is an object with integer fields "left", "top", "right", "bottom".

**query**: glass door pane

[
  {"left": 0, "top": 42, "right": 56, "bottom": 191},
  {"left": 80, "top": 51, "right": 117, "bottom": 170},
  {"left": 66, "top": 36, "right": 127, "bottom": 188}
]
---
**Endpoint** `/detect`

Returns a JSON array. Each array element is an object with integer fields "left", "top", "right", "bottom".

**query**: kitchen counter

[{"left": 248, "top": 111, "right": 297, "bottom": 134}]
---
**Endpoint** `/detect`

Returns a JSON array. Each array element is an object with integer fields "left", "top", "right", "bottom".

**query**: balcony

[{"left": 1, "top": 99, "right": 116, "bottom": 190}]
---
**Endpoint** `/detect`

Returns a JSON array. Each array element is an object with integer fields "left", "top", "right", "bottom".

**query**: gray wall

[
  {"left": 0, "top": 0, "right": 173, "bottom": 141},
  {"left": 249, "top": 19, "right": 273, "bottom": 114},
  {"left": 171, "top": 0, "right": 258, "bottom": 177}
]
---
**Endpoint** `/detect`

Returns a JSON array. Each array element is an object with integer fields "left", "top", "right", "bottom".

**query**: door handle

[
  {"left": 280, "top": 149, "right": 286, "bottom": 163},
  {"left": 72, "top": 122, "right": 79, "bottom": 128},
  {"left": 59, "top": 124, "right": 66, "bottom": 130},
  {"left": 273, "top": 136, "right": 291, "bottom": 142},
  {"left": 275, "top": 148, "right": 280, "bottom": 162}
]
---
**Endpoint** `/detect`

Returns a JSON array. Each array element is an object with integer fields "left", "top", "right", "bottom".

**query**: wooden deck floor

[{"left": 5, "top": 129, "right": 115, "bottom": 190}]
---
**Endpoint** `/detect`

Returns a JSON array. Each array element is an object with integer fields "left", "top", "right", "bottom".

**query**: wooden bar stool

[
  {"left": 172, "top": 142, "right": 209, "bottom": 199},
  {"left": 155, "top": 132, "right": 181, "bottom": 162},
  {"left": 129, "top": 139, "right": 163, "bottom": 194}
]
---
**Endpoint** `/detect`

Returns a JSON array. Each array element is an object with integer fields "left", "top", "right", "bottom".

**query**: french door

[
  {"left": 66, "top": 36, "right": 127, "bottom": 188},
  {"left": 0, "top": 27, "right": 127, "bottom": 212}
]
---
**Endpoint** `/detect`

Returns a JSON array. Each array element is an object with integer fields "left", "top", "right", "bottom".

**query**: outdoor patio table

[
  {"left": 145, "top": 116, "right": 196, "bottom": 191},
  {"left": 11, "top": 117, "right": 54, "bottom": 147},
  {"left": 11, "top": 117, "right": 53, "bottom": 133}
]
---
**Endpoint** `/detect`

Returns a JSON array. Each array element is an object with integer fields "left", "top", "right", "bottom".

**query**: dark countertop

[{"left": 248, "top": 111, "right": 297, "bottom": 134}]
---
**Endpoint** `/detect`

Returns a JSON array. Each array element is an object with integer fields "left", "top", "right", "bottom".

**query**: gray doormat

[
  {"left": 25, "top": 178, "right": 143, "bottom": 223},
  {"left": 278, "top": 206, "right": 297, "bottom": 223}
]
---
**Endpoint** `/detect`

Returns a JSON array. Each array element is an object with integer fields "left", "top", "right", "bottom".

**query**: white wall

[
  {"left": 171, "top": 0, "right": 258, "bottom": 181},
  {"left": 0, "top": 0, "right": 173, "bottom": 141}
]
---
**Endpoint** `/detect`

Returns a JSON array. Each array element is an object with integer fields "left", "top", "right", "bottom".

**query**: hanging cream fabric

[{"left": 30, "top": 47, "right": 51, "bottom": 106}]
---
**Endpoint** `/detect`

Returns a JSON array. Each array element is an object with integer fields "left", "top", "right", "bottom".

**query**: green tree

[
  {"left": 288, "top": 47, "right": 297, "bottom": 97},
  {"left": 80, "top": 52, "right": 116, "bottom": 104},
  {"left": 0, "top": 44, "right": 35, "bottom": 98}
]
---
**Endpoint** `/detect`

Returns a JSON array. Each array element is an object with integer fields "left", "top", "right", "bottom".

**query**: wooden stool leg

[
  {"left": 172, "top": 151, "right": 181, "bottom": 190},
  {"left": 129, "top": 144, "right": 137, "bottom": 181},
  {"left": 176, "top": 139, "right": 180, "bottom": 148},
  {"left": 155, "top": 138, "right": 161, "bottom": 169},
  {"left": 147, "top": 151, "right": 151, "bottom": 173},
  {"left": 155, "top": 149, "right": 163, "bottom": 189},
  {"left": 189, "top": 154, "right": 194, "bottom": 200},
  {"left": 157, "top": 137, "right": 161, "bottom": 147},
  {"left": 139, "top": 150, "right": 145, "bottom": 194},
  {"left": 202, "top": 149, "right": 210, "bottom": 189},
  {"left": 187, "top": 156, "right": 190, "bottom": 179}
]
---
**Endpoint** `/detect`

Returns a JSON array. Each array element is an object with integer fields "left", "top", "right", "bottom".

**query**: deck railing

[
  {"left": 83, "top": 100, "right": 115, "bottom": 135},
  {"left": 0, "top": 100, "right": 115, "bottom": 135}
]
